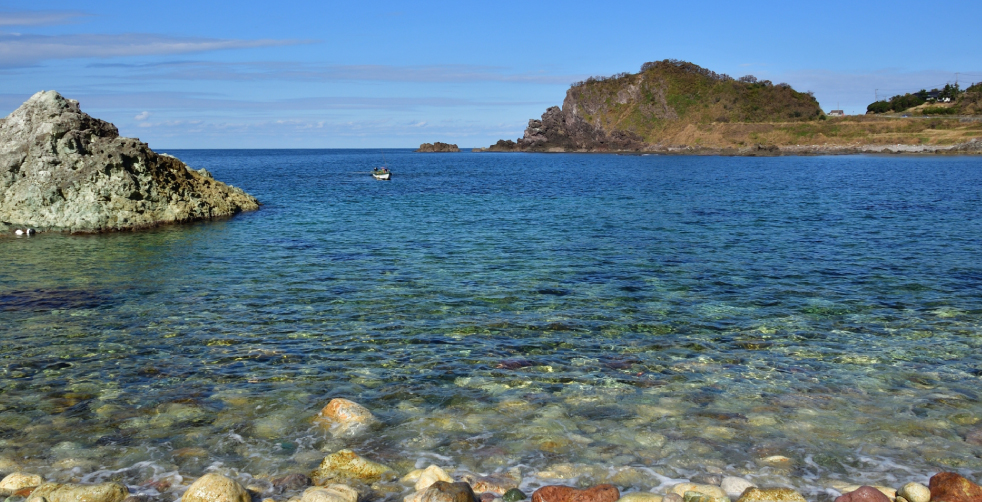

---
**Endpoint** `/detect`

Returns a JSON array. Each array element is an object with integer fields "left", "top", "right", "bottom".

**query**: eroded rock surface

[{"left": 0, "top": 91, "right": 259, "bottom": 233}]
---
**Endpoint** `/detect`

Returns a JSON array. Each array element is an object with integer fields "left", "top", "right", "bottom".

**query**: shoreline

[{"left": 471, "top": 139, "right": 982, "bottom": 156}]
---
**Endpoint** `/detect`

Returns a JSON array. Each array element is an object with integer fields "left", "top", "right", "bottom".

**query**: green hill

[{"left": 485, "top": 59, "right": 824, "bottom": 152}]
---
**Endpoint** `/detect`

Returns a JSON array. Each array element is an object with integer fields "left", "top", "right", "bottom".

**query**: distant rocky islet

[
  {"left": 1, "top": 398, "right": 980, "bottom": 502},
  {"left": 417, "top": 142, "right": 460, "bottom": 153},
  {"left": 0, "top": 91, "right": 259, "bottom": 235}
]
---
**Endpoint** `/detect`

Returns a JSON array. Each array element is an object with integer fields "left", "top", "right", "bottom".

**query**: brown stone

[
  {"left": 480, "top": 493, "right": 500, "bottom": 502},
  {"left": 532, "top": 485, "right": 620, "bottom": 502},
  {"left": 931, "top": 472, "right": 982, "bottom": 502},
  {"left": 835, "top": 486, "right": 892, "bottom": 502},
  {"left": 738, "top": 488, "right": 806, "bottom": 502},
  {"left": 315, "top": 399, "right": 379, "bottom": 436},
  {"left": 406, "top": 481, "right": 478, "bottom": 502},
  {"left": 966, "top": 429, "right": 982, "bottom": 446},
  {"left": 181, "top": 474, "right": 250, "bottom": 502},
  {"left": 25, "top": 482, "right": 129, "bottom": 502},
  {"left": 273, "top": 473, "right": 312, "bottom": 492}
]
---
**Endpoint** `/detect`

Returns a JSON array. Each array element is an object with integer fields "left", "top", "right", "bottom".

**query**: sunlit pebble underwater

[{"left": 3, "top": 150, "right": 982, "bottom": 500}]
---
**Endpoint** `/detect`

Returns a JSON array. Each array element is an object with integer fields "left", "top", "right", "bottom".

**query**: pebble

[
  {"left": 24, "top": 482, "right": 128, "bottom": 502},
  {"left": 930, "top": 472, "right": 982, "bottom": 502},
  {"left": 898, "top": 482, "right": 931, "bottom": 502},
  {"left": 720, "top": 477, "right": 755, "bottom": 499},
  {"left": 315, "top": 398, "right": 379, "bottom": 436},
  {"left": 532, "top": 485, "right": 620, "bottom": 502},
  {"left": 736, "top": 488, "right": 806, "bottom": 502},
  {"left": 299, "top": 484, "right": 359, "bottom": 502},
  {"left": 310, "top": 449, "right": 395, "bottom": 485},
  {"left": 617, "top": 494, "right": 663, "bottom": 502},
  {"left": 405, "top": 481, "right": 479, "bottom": 502},
  {"left": 691, "top": 475, "right": 723, "bottom": 487},
  {"left": 669, "top": 484, "right": 727, "bottom": 500},
  {"left": 966, "top": 429, "right": 982, "bottom": 446},
  {"left": 458, "top": 471, "right": 521, "bottom": 495},
  {"left": 416, "top": 466, "right": 454, "bottom": 491},
  {"left": 0, "top": 474, "right": 43, "bottom": 493},
  {"left": 838, "top": 485, "right": 897, "bottom": 500},
  {"left": 834, "top": 486, "right": 892, "bottom": 502},
  {"left": 683, "top": 493, "right": 728, "bottom": 502},
  {"left": 181, "top": 473, "right": 250, "bottom": 502},
  {"left": 504, "top": 489, "right": 528, "bottom": 502},
  {"left": 273, "top": 473, "right": 312, "bottom": 492}
]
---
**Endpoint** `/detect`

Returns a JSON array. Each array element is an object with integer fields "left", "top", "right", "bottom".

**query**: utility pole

[{"left": 875, "top": 89, "right": 879, "bottom": 101}]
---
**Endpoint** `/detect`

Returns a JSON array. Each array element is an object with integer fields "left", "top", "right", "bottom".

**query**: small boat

[{"left": 372, "top": 167, "right": 391, "bottom": 180}]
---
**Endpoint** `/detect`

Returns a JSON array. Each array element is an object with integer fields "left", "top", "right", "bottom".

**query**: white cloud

[
  {"left": 134, "top": 111, "right": 149, "bottom": 120},
  {"left": 0, "top": 10, "right": 87, "bottom": 26},
  {"left": 410, "top": 121, "right": 427, "bottom": 127},
  {"left": 85, "top": 60, "right": 583, "bottom": 85},
  {"left": 0, "top": 33, "right": 311, "bottom": 67}
]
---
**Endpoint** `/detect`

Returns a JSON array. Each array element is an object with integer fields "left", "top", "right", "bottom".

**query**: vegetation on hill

[
  {"left": 568, "top": 60, "right": 823, "bottom": 145},
  {"left": 867, "top": 82, "right": 982, "bottom": 115},
  {"left": 481, "top": 60, "right": 982, "bottom": 153}
]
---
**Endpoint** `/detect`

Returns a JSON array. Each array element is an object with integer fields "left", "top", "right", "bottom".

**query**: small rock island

[
  {"left": 416, "top": 142, "right": 460, "bottom": 152},
  {"left": 0, "top": 91, "right": 259, "bottom": 234}
]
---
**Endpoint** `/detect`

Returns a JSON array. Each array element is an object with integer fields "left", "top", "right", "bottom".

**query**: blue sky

[{"left": 2, "top": 0, "right": 980, "bottom": 148}]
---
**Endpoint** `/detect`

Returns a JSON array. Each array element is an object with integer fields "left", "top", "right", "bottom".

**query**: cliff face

[
  {"left": 0, "top": 91, "right": 259, "bottom": 234},
  {"left": 485, "top": 60, "right": 824, "bottom": 152}
]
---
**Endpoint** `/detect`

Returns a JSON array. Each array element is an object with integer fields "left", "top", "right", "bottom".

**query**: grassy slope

[{"left": 567, "top": 61, "right": 982, "bottom": 149}]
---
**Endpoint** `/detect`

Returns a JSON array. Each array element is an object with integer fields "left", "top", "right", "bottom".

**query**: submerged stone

[
  {"left": 720, "top": 477, "right": 755, "bottom": 499},
  {"left": 405, "top": 481, "right": 478, "bottom": 502},
  {"left": 616, "top": 494, "right": 663, "bottom": 502},
  {"left": 300, "top": 484, "right": 359, "bottom": 502},
  {"left": 737, "top": 488, "right": 806, "bottom": 502},
  {"left": 0, "top": 474, "right": 43, "bottom": 494},
  {"left": 311, "top": 449, "right": 396, "bottom": 485},
  {"left": 181, "top": 473, "right": 250, "bottom": 502},
  {"left": 24, "top": 482, "right": 128, "bottom": 502},
  {"left": 669, "top": 484, "right": 727, "bottom": 500},
  {"left": 504, "top": 489, "right": 528, "bottom": 502},
  {"left": 314, "top": 398, "right": 379, "bottom": 436}
]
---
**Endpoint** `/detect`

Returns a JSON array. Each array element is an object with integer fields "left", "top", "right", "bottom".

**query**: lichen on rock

[{"left": 0, "top": 90, "right": 259, "bottom": 233}]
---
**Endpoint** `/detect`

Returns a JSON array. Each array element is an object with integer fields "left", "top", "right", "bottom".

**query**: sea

[{"left": 2, "top": 150, "right": 981, "bottom": 499}]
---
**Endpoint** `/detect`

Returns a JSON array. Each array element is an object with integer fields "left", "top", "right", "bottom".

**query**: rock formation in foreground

[
  {"left": 416, "top": 142, "right": 460, "bottom": 152},
  {"left": 0, "top": 91, "right": 259, "bottom": 234}
]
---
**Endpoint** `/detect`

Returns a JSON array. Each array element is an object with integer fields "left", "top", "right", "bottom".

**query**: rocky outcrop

[
  {"left": 480, "top": 59, "right": 823, "bottom": 153},
  {"left": 417, "top": 142, "right": 460, "bottom": 152},
  {"left": 0, "top": 91, "right": 259, "bottom": 234}
]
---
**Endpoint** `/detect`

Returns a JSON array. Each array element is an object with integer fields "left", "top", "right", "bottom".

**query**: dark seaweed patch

[{"left": 0, "top": 288, "right": 114, "bottom": 312}]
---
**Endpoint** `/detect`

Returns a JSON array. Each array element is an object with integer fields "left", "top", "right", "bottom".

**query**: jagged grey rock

[{"left": 0, "top": 91, "right": 259, "bottom": 234}]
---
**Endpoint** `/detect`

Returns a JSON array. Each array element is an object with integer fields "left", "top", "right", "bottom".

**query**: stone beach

[{"left": 0, "top": 399, "right": 979, "bottom": 502}]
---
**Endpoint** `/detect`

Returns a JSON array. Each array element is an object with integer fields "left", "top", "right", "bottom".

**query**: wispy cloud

[
  {"left": 0, "top": 10, "right": 87, "bottom": 26},
  {"left": 772, "top": 68, "right": 976, "bottom": 112},
  {"left": 0, "top": 33, "right": 311, "bottom": 67},
  {"left": 86, "top": 60, "right": 582, "bottom": 85}
]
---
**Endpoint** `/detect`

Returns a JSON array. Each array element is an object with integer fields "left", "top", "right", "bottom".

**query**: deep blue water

[{"left": 1, "top": 150, "right": 981, "bottom": 498}]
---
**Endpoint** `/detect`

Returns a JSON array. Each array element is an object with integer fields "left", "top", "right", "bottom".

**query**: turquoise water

[{"left": 2, "top": 150, "right": 982, "bottom": 499}]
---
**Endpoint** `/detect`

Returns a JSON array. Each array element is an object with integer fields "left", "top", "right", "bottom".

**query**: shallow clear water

[{"left": 2, "top": 150, "right": 982, "bottom": 499}]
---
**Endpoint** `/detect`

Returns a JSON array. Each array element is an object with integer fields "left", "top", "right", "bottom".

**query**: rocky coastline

[
  {"left": 0, "top": 91, "right": 259, "bottom": 235},
  {"left": 475, "top": 60, "right": 982, "bottom": 155},
  {"left": 0, "top": 398, "right": 979, "bottom": 502}
]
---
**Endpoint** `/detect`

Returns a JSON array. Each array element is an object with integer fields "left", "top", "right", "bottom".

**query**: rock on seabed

[
  {"left": 0, "top": 91, "right": 259, "bottom": 233},
  {"left": 24, "top": 482, "right": 128, "bottom": 502},
  {"left": 181, "top": 473, "right": 251, "bottom": 502}
]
